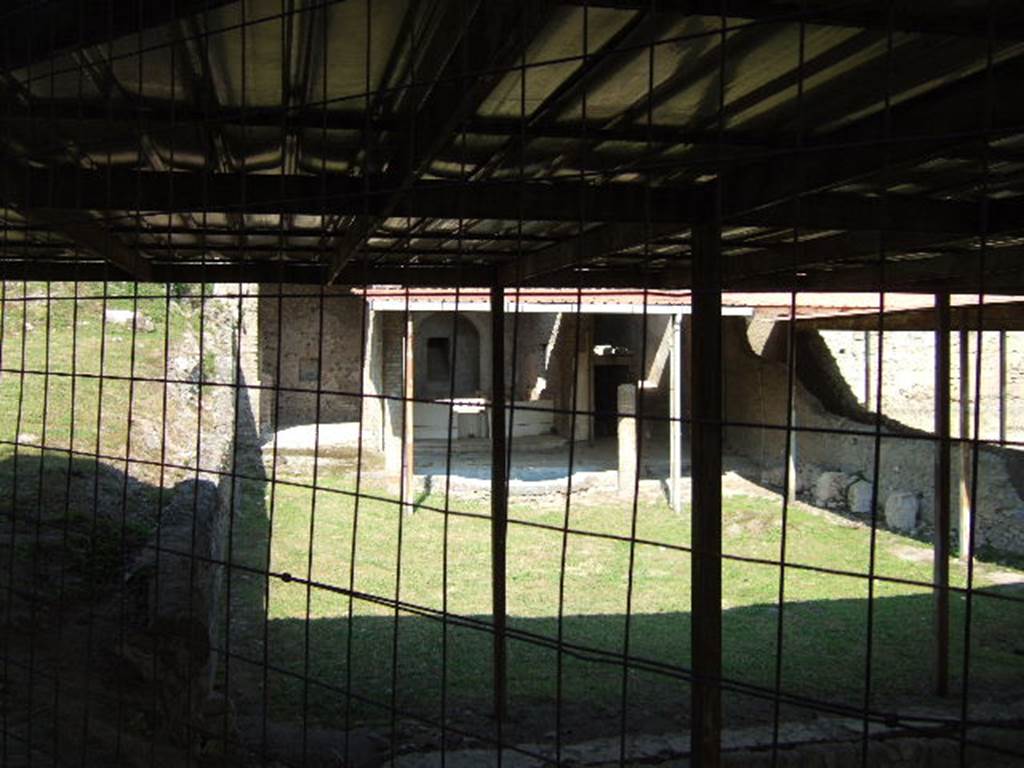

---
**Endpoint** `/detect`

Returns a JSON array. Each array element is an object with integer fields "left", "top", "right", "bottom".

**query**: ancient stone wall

[
  {"left": 510, "top": 312, "right": 562, "bottom": 402},
  {"left": 257, "top": 285, "right": 366, "bottom": 435},
  {"left": 723, "top": 318, "right": 1024, "bottom": 553},
  {"left": 79, "top": 288, "right": 262, "bottom": 763},
  {"left": 551, "top": 313, "right": 592, "bottom": 439},
  {"left": 816, "top": 329, "right": 1024, "bottom": 443},
  {"left": 640, "top": 315, "right": 673, "bottom": 440}
]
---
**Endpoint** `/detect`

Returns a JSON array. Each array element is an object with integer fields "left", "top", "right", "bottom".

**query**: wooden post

[
  {"left": 999, "top": 330, "right": 1007, "bottom": 445},
  {"left": 490, "top": 283, "right": 508, "bottom": 724},
  {"left": 787, "top": 342, "right": 798, "bottom": 505},
  {"left": 404, "top": 313, "right": 415, "bottom": 512},
  {"left": 864, "top": 330, "right": 872, "bottom": 410},
  {"left": 958, "top": 322, "right": 972, "bottom": 562},
  {"left": 690, "top": 189, "right": 722, "bottom": 768},
  {"left": 670, "top": 313, "right": 683, "bottom": 514},
  {"left": 934, "top": 293, "right": 951, "bottom": 696},
  {"left": 683, "top": 316, "right": 693, "bottom": 448}
]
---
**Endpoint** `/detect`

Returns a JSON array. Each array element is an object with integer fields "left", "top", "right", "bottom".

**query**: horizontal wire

[
  {"left": 5, "top": 557, "right": 1022, "bottom": 760},
  {"left": 4, "top": 449, "right": 1023, "bottom": 611}
]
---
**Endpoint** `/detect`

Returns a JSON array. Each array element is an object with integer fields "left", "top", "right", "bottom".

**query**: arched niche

[{"left": 414, "top": 312, "right": 482, "bottom": 400}]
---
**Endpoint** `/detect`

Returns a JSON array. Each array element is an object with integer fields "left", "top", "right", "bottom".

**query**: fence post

[
  {"left": 690, "top": 186, "right": 722, "bottom": 768},
  {"left": 670, "top": 312, "right": 683, "bottom": 514},
  {"left": 934, "top": 292, "right": 951, "bottom": 696},
  {"left": 404, "top": 312, "right": 415, "bottom": 512},
  {"left": 958, "top": 322, "right": 972, "bottom": 561},
  {"left": 490, "top": 282, "right": 508, "bottom": 725}
]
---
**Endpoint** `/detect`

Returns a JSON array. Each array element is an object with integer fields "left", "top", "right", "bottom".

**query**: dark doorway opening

[
  {"left": 426, "top": 337, "right": 451, "bottom": 382},
  {"left": 594, "top": 364, "right": 632, "bottom": 438}
]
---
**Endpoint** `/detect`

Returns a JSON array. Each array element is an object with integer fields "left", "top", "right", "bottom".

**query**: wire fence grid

[{"left": 0, "top": 2, "right": 1023, "bottom": 767}]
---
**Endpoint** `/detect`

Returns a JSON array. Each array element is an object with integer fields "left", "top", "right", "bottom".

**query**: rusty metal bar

[
  {"left": 490, "top": 281, "right": 508, "bottom": 727},
  {"left": 404, "top": 312, "right": 415, "bottom": 512}
]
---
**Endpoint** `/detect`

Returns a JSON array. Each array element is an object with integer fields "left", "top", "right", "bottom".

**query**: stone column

[
  {"left": 617, "top": 382, "right": 637, "bottom": 499},
  {"left": 381, "top": 313, "right": 406, "bottom": 485}
]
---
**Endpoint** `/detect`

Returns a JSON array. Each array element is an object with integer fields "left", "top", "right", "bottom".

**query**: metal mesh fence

[{"left": 1, "top": 2, "right": 1023, "bottom": 767}]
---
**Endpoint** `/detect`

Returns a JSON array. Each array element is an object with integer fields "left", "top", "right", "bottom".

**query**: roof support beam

[
  {"left": 523, "top": 51, "right": 1024, "bottom": 282},
  {"left": 3, "top": 0, "right": 240, "bottom": 74},
  {"left": 471, "top": 10, "right": 660, "bottom": 179},
  {"left": 0, "top": 104, "right": 784, "bottom": 149},
  {"left": 793, "top": 300, "right": 1024, "bottom": 331},
  {"left": 3, "top": 246, "right": 1021, "bottom": 293},
  {"left": 721, "top": 229, "right": 969, "bottom": 281},
  {"left": 0, "top": 259, "right": 493, "bottom": 286},
  {"left": 23, "top": 208, "right": 154, "bottom": 281},
  {"left": 327, "top": 0, "right": 549, "bottom": 283},
  {"left": 557, "top": 1, "right": 1024, "bottom": 40},
  {"left": 724, "top": 55, "right": 1024, "bottom": 219},
  {"left": 10, "top": 165, "right": 1013, "bottom": 231},
  {"left": 1, "top": 153, "right": 153, "bottom": 280},
  {"left": 502, "top": 222, "right": 679, "bottom": 285},
  {"left": 736, "top": 247, "right": 1024, "bottom": 294}
]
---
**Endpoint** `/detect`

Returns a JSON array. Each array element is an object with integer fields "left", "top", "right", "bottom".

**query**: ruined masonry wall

[
  {"left": 257, "top": 285, "right": 366, "bottom": 435},
  {"left": 819, "top": 329, "right": 1024, "bottom": 442},
  {"left": 723, "top": 318, "right": 1024, "bottom": 553}
]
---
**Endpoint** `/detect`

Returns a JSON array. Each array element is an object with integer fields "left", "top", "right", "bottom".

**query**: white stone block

[
  {"left": 847, "top": 479, "right": 874, "bottom": 515},
  {"left": 617, "top": 383, "right": 637, "bottom": 499},
  {"left": 104, "top": 308, "right": 155, "bottom": 332},
  {"left": 105, "top": 308, "right": 135, "bottom": 324},
  {"left": 814, "top": 471, "right": 852, "bottom": 508},
  {"left": 884, "top": 492, "right": 919, "bottom": 532}
]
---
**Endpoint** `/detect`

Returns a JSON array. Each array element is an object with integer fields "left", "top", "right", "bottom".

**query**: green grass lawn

[
  {"left": 225, "top": 466, "right": 1024, "bottom": 740},
  {"left": 0, "top": 281, "right": 199, "bottom": 469}
]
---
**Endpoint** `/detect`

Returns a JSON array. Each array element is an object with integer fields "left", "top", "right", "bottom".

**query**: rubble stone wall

[
  {"left": 724, "top": 318, "right": 1024, "bottom": 553},
  {"left": 257, "top": 285, "right": 366, "bottom": 435}
]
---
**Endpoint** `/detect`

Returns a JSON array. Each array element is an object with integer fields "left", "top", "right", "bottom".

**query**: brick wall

[{"left": 257, "top": 285, "right": 367, "bottom": 435}]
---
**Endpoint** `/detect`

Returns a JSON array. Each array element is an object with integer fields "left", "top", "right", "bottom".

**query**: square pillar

[{"left": 617, "top": 382, "right": 637, "bottom": 498}]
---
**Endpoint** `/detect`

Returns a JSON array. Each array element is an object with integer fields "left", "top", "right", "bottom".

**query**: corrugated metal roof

[{"left": 0, "top": 1, "right": 1022, "bottom": 293}]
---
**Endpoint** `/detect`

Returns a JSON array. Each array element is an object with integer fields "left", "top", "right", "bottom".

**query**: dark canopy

[{"left": 1, "top": 0, "right": 1022, "bottom": 293}]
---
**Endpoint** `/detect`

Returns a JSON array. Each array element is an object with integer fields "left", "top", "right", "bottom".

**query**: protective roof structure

[{"left": 1, "top": 0, "right": 1023, "bottom": 294}]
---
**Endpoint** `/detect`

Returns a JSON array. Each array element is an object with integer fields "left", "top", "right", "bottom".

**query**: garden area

[
  {"left": 225, "top": 461, "right": 1024, "bottom": 748},
  {"left": 0, "top": 281, "right": 1022, "bottom": 761}
]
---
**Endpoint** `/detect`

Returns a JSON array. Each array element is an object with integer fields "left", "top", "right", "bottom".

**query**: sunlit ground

[{"left": 225, "top": 464, "right": 1024, "bottom": 743}]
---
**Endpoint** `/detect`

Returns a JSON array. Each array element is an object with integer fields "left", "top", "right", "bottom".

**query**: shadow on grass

[
  {"left": 3, "top": 440, "right": 1024, "bottom": 763},
  {"left": 227, "top": 586, "right": 1024, "bottom": 748}
]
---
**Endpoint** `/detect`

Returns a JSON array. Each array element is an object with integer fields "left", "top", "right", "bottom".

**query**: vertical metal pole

[
  {"left": 934, "top": 293, "right": 951, "bottom": 696},
  {"left": 404, "top": 313, "right": 415, "bottom": 512},
  {"left": 959, "top": 321, "right": 972, "bottom": 562},
  {"left": 490, "top": 282, "right": 508, "bottom": 724},
  {"left": 670, "top": 313, "right": 683, "bottom": 514},
  {"left": 864, "top": 330, "right": 872, "bottom": 410},
  {"left": 999, "top": 330, "right": 1007, "bottom": 445},
  {"left": 787, "top": 342, "right": 798, "bottom": 505},
  {"left": 691, "top": 192, "right": 722, "bottom": 768}
]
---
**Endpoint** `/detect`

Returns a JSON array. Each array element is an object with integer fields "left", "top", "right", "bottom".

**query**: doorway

[{"left": 593, "top": 363, "right": 632, "bottom": 438}]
